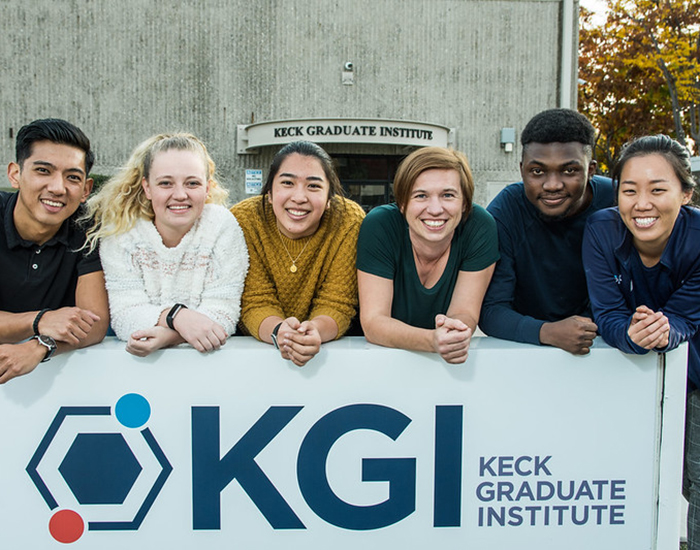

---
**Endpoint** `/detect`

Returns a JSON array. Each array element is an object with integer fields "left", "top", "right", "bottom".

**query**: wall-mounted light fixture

[
  {"left": 500, "top": 127, "right": 515, "bottom": 153},
  {"left": 342, "top": 61, "right": 354, "bottom": 86}
]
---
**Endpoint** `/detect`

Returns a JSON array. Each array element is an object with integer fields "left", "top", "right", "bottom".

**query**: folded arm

[
  {"left": 0, "top": 270, "right": 109, "bottom": 383},
  {"left": 359, "top": 267, "right": 494, "bottom": 364},
  {"left": 478, "top": 228, "right": 545, "bottom": 345}
]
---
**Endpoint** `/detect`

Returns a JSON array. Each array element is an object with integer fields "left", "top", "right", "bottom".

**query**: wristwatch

[
  {"left": 33, "top": 334, "right": 57, "bottom": 362},
  {"left": 166, "top": 303, "right": 188, "bottom": 330},
  {"left": 271, "top": 322, "right": 283, "bottom": 350}
]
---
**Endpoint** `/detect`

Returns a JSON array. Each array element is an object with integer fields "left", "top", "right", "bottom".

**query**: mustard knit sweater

[{"left": 231, "top": 195, "right": 365, "bottom": 340}]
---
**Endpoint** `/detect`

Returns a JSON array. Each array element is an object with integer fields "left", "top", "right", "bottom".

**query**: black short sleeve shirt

[{"left": 0, "top": 192, "right": 102, "bottom": 313}]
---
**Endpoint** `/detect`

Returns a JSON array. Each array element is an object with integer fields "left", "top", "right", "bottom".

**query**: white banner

[{"left": 0, "top": 337, "right": 686, "bottom": 549}]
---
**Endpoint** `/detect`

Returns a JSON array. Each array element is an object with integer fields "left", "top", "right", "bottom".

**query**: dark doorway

[{"left": 333, "top": 154, "right": 404, "bottom": 212}]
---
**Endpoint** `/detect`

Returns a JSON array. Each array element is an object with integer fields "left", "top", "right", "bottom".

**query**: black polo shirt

[{"left": 0, "top": 191, "right": 102, "bottom": 313}]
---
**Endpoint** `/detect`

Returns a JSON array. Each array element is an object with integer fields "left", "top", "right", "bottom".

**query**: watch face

[
  {"left": 35, "top": 335, "right": 57, "bottom": 362},
  {"left": 38, "top": 335, "right": 57, "bottom": 348}
]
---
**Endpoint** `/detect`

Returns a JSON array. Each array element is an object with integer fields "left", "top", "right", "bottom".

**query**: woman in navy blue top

[{"left": 582, "top": 134, "right": 700, "bottom": 547}]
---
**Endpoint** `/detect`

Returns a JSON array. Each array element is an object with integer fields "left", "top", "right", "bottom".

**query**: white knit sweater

[{"left": 100, "top": 204, "right": 249, "bottom": 340}]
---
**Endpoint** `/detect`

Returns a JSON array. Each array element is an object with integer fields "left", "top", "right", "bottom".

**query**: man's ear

[
  {"left": 80, "top": 178, "right": 94, "bottom": 203},
  {"left": 587, "top": 159, "right": 598, "bottom": 180},
  {"left": 7, "top": 162, "right": 20, "bottom": 190}
]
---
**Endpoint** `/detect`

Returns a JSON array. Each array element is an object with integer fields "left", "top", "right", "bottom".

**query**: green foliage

[
  {"left": 579, "top": 0, "right": 700, "bottom": 173},
  {"left": 88, "top": 174, "right": 111, "bottom": 192}
]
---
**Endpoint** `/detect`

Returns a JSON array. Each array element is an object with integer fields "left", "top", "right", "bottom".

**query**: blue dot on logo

[{"left": 115, "top": 394, "right": 151, "bottom": 428}]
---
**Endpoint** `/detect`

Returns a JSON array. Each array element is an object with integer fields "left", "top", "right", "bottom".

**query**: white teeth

[
  {"left": 288, "top": 209, "right": 308, "bottom": 216},
  {"left": 169, "top": 205, "right": 189, "bottom": 210},
  {"left": 42, "top": 199, "right": 63, "bottom": 207},
  {"left": 423, "top": 220, "right": 446, "bottom": 227},
  {"left": 634, "top": 217, "right": 657, "bottom": 227}
]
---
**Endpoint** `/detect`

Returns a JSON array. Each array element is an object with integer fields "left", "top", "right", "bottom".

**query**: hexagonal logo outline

[{"left": 26, "top": 398, "right": 172, "bottom": 535}]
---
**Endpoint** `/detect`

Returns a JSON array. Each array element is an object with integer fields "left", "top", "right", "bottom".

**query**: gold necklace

[{"left": 278, "top": 232, "right": 310, "bottom": 273}]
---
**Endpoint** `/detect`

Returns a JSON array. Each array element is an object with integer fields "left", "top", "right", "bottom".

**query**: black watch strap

[
  {"left": 166, "top": 303, "right": 188, "bottom": 330},
  {"left": 271, "top": 322, "right": 283, "bottom": 350},
  {"left": 33, "top": 308, "right": 50, "bottom": 336},
  {"left": 33, "top": 334, "right": 57, "bottom": 362}
]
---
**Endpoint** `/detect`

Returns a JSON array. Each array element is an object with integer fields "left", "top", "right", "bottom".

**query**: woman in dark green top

[{"left": 357, "top": 147, "right": 499, "bottom": 363}]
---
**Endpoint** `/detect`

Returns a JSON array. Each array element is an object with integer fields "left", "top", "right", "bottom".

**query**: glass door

[{"left": 333, "top": 155, "right": 404, "bottom": 212}]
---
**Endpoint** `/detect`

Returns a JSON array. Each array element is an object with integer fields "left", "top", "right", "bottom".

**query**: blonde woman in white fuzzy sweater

[{"left": 84, "top": 133, "right": 248, "bottom": 356}]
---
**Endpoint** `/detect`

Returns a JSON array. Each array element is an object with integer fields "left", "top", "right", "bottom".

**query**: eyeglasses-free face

[
  {"left": 617, "top": 153, "right": 693, "bottom": 265},
  {"left": 268, "top": 153, "right": 331, "bottom": 240},
  {"left": 142, "top": 149, "right": 209, "bottom": 248}
]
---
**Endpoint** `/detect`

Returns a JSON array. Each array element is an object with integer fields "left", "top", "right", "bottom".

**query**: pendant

[{"left": 290, "top": 264, "right": 298, "bottom": 273}]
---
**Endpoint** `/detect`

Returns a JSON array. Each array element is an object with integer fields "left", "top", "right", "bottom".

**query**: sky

[
  {"left": 580, "top": 0, "right": 608, "bottom": 24},
  {"left": 580, "top": 0, "right": 608, "bottom": 12}
]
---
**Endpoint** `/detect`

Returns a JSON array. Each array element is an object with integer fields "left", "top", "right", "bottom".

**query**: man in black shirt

[{"left": 0, "top": 119, "right": 108, "bottom": 383}]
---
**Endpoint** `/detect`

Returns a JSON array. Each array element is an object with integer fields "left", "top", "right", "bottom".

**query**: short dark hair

[
  {"left": 612, "top": 134, "right": 697, "bottom": 198},
  {"left": 16, "top": 118, "right": 94, "bottom": 174},
  {"left": 261, "top": 141, "right": 343, "bottom": 199},
  {"left": 521, "top": 109, "right": 595, "bottom": 157}
]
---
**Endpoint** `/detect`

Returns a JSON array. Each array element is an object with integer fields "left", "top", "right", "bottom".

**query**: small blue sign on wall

[{"left": 245, "top": 169, "right": 263, "bottom": 195}]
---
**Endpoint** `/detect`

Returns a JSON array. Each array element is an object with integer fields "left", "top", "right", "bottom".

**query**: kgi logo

[{"left": 26, "top": 393, "right": 172, "bottom": 543}]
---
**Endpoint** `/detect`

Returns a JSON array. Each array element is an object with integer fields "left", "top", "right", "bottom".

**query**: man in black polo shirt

[{"left": 0, "top": 119, "right": 108, "bottom": 383}]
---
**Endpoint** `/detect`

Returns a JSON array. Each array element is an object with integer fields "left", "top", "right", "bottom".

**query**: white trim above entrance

[{"left": 237, "top": 118, "right": 455, "bottom": 154}]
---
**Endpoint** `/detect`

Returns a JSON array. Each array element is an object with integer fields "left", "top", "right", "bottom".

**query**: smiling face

[
  {"left": 142, "top": 148, "right": 209, "bottom": 247},
  {"left": 268, "top": 153, "right": 330, "bottom": 239},
  {"left": 8, "top": 140, "right": 92, "bottom": 244},
  {"left": 618, "top": 153, "right": 692, "bottom": 261},
  {"left": 521, "top": 142, "right": 595, "bottom": 220},
  {"left": 402, "top": 168, "right": 464, "bottom": 249}
]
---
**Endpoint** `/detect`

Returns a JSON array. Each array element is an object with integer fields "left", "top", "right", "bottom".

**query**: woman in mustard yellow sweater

[{"left": 231, "top": 141, "right": 365, "bottom": 366}]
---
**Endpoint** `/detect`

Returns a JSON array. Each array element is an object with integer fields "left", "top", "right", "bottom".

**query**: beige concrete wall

[{"left": 0, "top": 0, "right": 567, "bottom": 206}]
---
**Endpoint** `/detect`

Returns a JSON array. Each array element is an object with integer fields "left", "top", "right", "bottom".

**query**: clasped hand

[
  {"left": 433, "top": 314, "right": 472, "bottom": 364},
  {"left": 276, "top": 317, "right": 322, "bottom": 367},
  {"left": 628, "top": 305, "right": 670, "bottom": 350}
]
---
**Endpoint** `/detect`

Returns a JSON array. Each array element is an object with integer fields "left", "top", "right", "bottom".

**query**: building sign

[
  {"left": 0, "top": 337, "right": 685, "bottom": 549},
  {"left": 244, "top": 169, "right": 263, "bottom": 195},
  {"left": 237, "top": 118, "right": 455, "bottom": 153}
]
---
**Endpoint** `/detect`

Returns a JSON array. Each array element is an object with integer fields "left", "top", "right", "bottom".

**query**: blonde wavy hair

[{"left": 83, "top": 133, "right": 228, "bottom": 253}]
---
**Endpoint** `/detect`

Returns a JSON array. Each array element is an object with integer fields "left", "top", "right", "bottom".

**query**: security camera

[{"left": 344, "top": 62, "right": 354, "bottom": 71}]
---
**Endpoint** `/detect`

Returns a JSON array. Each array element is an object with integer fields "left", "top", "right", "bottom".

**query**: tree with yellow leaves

[{"left": 579, "top": 0, "right": 699, "bottom": 172}]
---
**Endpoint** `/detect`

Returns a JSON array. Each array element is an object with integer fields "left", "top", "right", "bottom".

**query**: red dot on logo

[{"left": 49, "top": 509, "right": 84, "bottom": 543}]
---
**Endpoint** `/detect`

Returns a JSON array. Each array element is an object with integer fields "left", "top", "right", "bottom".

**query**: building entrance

[{"left": 333, "top": 154, "right": 403, "bottom": 212}]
